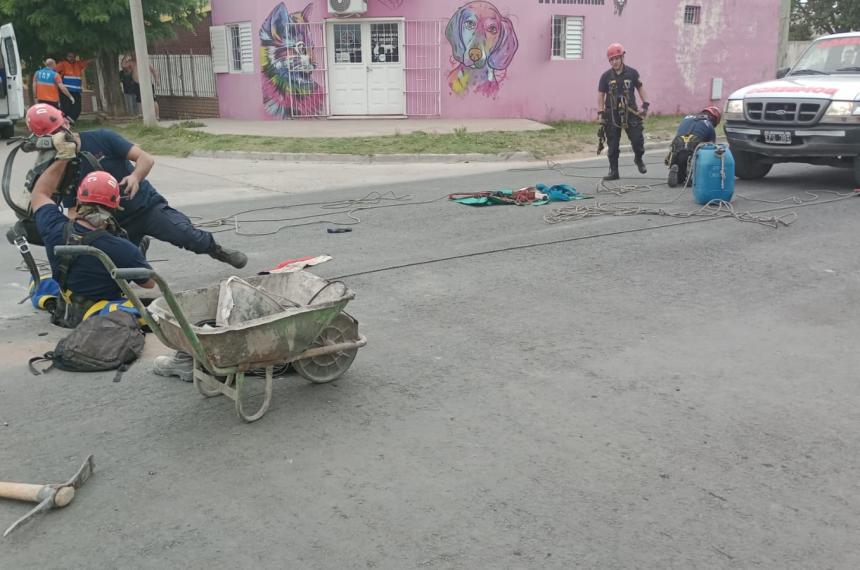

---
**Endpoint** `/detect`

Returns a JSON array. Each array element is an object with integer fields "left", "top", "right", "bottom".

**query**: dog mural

[
  {"left": 260, "top": 2, "right": 324, "bottom": 118},
  {"left": 614, "top": 0, "right": 628, "bottom": 16},
  {"left": 445, "top": 1, "right": 519, "bottom": 97}
]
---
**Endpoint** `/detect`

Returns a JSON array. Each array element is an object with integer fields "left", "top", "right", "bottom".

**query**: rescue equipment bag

[{"left": 28, "top": 311, "right": 145, "bottom": 376}]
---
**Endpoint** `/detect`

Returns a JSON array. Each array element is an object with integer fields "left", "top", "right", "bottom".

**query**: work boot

[
  {"left": 209, "top": 244, "right": 248, "bottom": 269},
  {"left": 152, "top": 350, "right": 193, "bottom": 383},
  {"left": 139, "top": 236, "right": 150, "bottom": 258},
  {"left": 603, "top": 169, "right": 620, "bottom": 181},
  {"left": 667, "top": 164, "right": 679, "bottom": 188},
  {"left": 635, "top": 157, "right": 648, "bottom": 174}
]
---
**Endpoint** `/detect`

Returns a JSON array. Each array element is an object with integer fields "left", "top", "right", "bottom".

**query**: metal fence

[
  {"left": 272, "top": 22, "right": 329, "bottom": 118},
  {"left": 150, "top": 51, "right": 217, "bottom": 98},
  {"left": 405, "top": 20, "right": 443, "bottom": 117}
]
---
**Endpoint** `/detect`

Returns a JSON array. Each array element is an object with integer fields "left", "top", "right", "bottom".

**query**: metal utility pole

[
  {"left": 776, "top": 0, "right": 792, "bottom": 69},
  {"left": 129, "top": 0, "right": 157, "bottom": 125}
]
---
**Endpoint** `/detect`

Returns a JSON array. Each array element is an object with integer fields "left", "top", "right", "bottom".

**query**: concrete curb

[{"left": 189, "top": 140, "right": 673, "bottom": 164}]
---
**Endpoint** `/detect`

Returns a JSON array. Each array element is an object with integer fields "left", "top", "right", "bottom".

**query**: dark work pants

[
  {"left": 667, "top": 135, "right": 701, "bottom": 184},
  {"left": 671, "top": 150, "right": 693, "bottom": 183},
  {"left": 60, "top": 91, "right": 82, "bottom": 121},
  {"left": 605, "top": 117, "right": 645, "bottom": 171},
  {"left": 120, "top": 198, "right": 215, "bottom": 254}
]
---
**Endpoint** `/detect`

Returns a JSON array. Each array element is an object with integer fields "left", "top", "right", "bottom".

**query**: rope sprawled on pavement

[{"left": 543, "top": 198, "right": 800, "bottom": 229}]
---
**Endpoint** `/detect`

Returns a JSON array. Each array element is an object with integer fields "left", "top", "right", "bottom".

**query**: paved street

[{"left": 1, "top": 147, "right": 859, "bottom": 568}]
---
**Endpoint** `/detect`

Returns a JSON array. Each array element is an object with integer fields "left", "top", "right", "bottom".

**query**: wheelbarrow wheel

[{"left": 293, "top": 313, "right": 358, "bottom": 384}]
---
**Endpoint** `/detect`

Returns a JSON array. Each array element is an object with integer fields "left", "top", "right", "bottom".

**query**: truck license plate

[{"left": 763, "top": 130, "right": 792, "bottom": 145}]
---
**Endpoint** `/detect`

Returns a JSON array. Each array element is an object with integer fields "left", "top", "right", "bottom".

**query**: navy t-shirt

[
  {"left": 34, "top": 204, "right": 151, "bottom": 300},
  {"left": 70, "top": 129, "right": 161, "bottom": 221},
  {"left": 675, "top": 115, "right": 717, "bottom": 142},
  {"left": 598, "top": 65, "right": 642, "bottom": 113}
]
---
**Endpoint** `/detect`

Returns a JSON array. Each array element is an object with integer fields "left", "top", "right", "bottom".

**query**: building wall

[
  {"left": 157, "top": 96, "right": 220, "bottom": 119},
  {"left": 150, "top": 11, "right": 221, "bottom": 120},
  {"left": 152, "top": 12, "right": 215, "bottom": 54},
  {"left": 211, "top": 0, "right": 781, "bottom": 121}
]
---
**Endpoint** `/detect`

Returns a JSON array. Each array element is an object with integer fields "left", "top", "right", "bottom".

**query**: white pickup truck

[{"left": 724, "top": 31, "right": 860, "bottom": 186}]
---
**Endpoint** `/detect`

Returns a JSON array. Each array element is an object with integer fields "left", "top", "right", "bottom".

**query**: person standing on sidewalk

[
  {"left": 55, "top": 51, "right": 90, "bottom": 121},
  {"left": 597, "top": 43, "right": 650, "bottom": 181},
  {"left": 33, "top": 58, "right": 73, "bottom": 109}
]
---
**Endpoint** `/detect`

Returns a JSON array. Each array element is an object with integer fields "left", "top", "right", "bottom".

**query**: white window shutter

[
  {"left": 565, "top": 17, "right": 583, "bottom": 59},
  {"left": 210, "top": 25, "right": 229, "bottom": 73},
  {"left": 239, "top": 22, "right": 254, "bottom": 73}
]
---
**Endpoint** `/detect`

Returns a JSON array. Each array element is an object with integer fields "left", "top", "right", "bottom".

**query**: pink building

[{"left": 209, "top": 0, "right": 784, "bottom": 122}]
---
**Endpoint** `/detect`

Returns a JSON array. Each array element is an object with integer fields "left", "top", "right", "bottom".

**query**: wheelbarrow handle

[
  {"left": 113, "top": 268, "right": 154, "bottom": 281},
  {"left": 54, "top": 245, "right": 99, "bottom": 257}
]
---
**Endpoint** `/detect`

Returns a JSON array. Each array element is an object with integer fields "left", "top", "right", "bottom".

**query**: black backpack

[{"left": 29, "top": 311, "right": 145, "bottom": 379}]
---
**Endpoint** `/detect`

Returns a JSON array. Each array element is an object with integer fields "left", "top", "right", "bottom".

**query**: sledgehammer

[{"left": 1, "top": 455, "right": 94, "bottom": 537}]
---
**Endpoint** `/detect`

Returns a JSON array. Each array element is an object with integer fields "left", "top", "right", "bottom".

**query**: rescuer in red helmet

[
  {"left": 597, "top": 42, "right": 651, "bottom": 181},
  {"left": 29, "top": 158, "right": 154, "bottom": 328},
  {"left": 664, "top": 106, "right": 721, "bottom": 187}
]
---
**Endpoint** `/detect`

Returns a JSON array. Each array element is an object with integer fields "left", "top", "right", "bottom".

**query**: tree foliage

[
  {"left": 0, "top": 0, "right": 205, "bottom": 114},
  {"left": 790, "top": 0, "right": 860, "bottom": 40}
]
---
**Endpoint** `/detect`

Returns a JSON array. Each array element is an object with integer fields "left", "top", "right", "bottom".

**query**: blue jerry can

[{"left": 692, "top": 143, "right": 735, "bottom": 205}]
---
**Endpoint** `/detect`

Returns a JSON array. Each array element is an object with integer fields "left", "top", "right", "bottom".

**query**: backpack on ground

[{"left": 29, "top": 311, "right": 145, "bottom": 378}]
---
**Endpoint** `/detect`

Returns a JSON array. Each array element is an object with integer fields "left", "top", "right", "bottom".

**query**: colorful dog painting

[
  {"left": 260, "top": 2, "right": 324, "bottom": 118},
  {"left": 445, "top": 1, "right": 519, "bottom": 97}
]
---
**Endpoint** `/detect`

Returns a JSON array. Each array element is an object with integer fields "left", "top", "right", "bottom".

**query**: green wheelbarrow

[{"left": 54, "top": 246, "right": 367, "bottom": 423}]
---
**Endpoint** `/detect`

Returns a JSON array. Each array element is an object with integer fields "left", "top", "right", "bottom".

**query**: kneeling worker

[
  {"left": 29, "top": 112, "right": 154, "bottom": 327},
  {"left": 665, "top": 106, "right": 721, "bottom": 187}
]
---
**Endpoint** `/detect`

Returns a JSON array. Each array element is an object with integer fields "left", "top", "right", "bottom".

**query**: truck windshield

[{"left": 791, "top": 36, "right": 860, "bottom": 75}]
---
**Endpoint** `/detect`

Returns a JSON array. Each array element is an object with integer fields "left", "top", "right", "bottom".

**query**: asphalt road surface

[{"left": 1, "top": 149, "right": 858, "bottom": 569}]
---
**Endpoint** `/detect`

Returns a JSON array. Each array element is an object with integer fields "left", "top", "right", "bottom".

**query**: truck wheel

[
  {"left": 733, "top": 149, "right": 772, "bottom": 180},
  {"left": 0, "top": 124, "right": 14, "bottom": 139},
  {"left": 854, "top": 158, "right": 860, "bottom": 187}
]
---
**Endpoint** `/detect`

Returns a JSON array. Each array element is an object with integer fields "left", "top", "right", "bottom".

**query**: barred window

[
  {"left": 551, "top": 16, "right": 584, "bottom": 60},
  {"left": 684, "top": 5, "right": 701, "bottom": 25},
  {"left": 226, "top": 22, "right": 253, "bottom": 73}
]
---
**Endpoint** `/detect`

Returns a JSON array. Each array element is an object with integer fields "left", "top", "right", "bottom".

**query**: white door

[
  {"left": 327, "top": 20, "right": 404, "bottom": 116},
  {"left": 0, "top": 24, "right": 24, "bottom": 120}
]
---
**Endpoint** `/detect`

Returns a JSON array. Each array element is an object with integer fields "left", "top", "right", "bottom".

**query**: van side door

[{"left": 0, "top": 23, "right": 25, "bottom": 120}]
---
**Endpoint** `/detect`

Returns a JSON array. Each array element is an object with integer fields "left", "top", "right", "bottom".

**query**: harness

[
  {"left": 50, "top": 220, "right": 110, "bottom": 328},
  {"left": 665, "top": 115, "right": 711, "bottom": 168},
  {"left": 3, "top": 134, "right": 102, "bottom": 297},
  {"left": 606, "top": 77, "right": 641, "bottom": 129}
]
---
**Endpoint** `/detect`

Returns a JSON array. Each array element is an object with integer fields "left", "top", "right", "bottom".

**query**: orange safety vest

[{"left": 33, "top": 68, "right": 62, "bottom": 102}]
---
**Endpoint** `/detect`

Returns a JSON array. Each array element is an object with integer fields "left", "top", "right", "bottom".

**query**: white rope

[{"left": 543, "top": 198, "right": 799, "bottom": 229}]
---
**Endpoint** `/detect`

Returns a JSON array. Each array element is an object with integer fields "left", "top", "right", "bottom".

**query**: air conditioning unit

[{"left": 328, "top": 0, "right": 367, "bottom": 15}]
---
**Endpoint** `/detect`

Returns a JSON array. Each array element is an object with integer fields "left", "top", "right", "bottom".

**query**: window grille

[
  {"left": 225, "top": 22, "right": 253, "bottom": 73},
  {"left": 551, "top": 16, "right": 584, "bottom": 59},
  {"left": 684, "top": 5, "right": 701, "bottom": 25}
]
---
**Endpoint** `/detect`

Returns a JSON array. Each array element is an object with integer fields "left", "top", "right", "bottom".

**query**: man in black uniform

[{"left": 597, "top": 43, "right": 650, "bottom": 181}]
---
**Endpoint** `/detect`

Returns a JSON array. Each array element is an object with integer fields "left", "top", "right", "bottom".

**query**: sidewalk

[{"left": 160, "top": 117, "right": 553, "bottom": 139}]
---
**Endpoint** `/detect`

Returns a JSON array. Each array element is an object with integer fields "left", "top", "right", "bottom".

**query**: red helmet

[
  {"left": 77, "top": 171, "right": 121, "bottom": 209},
  {"left": 25, "top": 104, "right": 66, "bottom": 136},
  {"left": 607, "top": 43, "right": 625, "bottom": 60},
  {"left": 702, "top": 106, "right": 722, "bottom": 126}
]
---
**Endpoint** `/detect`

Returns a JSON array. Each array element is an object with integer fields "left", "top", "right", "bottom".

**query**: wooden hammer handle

[{"left": 0, "top": 482, "right": 48, "bottom": 503}]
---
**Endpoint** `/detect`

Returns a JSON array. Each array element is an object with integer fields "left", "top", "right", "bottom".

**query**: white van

[{"left": 0, "top": 23, "right": 24, "bottom": 138}]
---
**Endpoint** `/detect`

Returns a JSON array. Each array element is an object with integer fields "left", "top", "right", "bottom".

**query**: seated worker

[
  {"left": 665, "top": 106, "right": 721, "bottom": 188},
  {"left": 61, "top": 125, "right": 247, "bottom": 269},
  {"left": 28, "top": 107, "right": 155, "bottom": 327}
]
